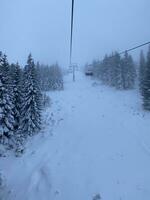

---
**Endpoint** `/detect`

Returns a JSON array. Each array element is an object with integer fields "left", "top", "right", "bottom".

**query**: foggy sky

[{"left": 0, "top": 0, "right": 150, "bottom": 67}]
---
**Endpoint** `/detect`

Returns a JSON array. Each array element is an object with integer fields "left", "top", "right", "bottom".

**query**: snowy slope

[{"left": 0, "top": 71, "right": 150, "bottom": 200}]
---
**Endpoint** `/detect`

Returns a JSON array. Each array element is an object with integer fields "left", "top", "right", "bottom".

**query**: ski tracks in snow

[
  {"left": 27, "top": 164, "right": 51, "bottom": 200},
  {"left": 1, "top": 72, "right": 150, "bottom": 200}
]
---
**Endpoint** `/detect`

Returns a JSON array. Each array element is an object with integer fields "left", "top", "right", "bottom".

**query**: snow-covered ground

[{"left": 1, "top": 71, "right": 150, "bottom": 200}]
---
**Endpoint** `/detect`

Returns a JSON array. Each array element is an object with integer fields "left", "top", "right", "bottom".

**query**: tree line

[
  {"left": 91, "top": 51, "right": 136, "bottom": 89},
  {"left": 89, "top": 46, "right": 150, "bottom": 111},
  {"left": 37, "top": 62, "right": 63, "bottom": 91},
  {"left": 0, "top": 52, "right": 63, "bottom": 155}
]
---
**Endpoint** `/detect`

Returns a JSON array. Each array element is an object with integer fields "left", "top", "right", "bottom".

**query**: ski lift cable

[
  {"left": 106, "top": 41, "right": 150, "bottom": 60},
  {"left": 119, "top": 41, "right": 150, "bottom": 56},
  {"left": 69, "top": 1, "right": 150, "bottom": 65}
]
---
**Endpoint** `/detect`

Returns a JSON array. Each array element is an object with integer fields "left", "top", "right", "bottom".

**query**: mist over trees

[
  {"left": 36, "top": 62, "right": 63, "bottom": 91},
  {"left": 139, "top": 46, "right": 150, "bottom": 110},
  {"left": 0, "top": 52, "right": 63, "bottom": 155},
  {"left": 91, "top": 51, "right": 136, "bottom": 90},
  {"left": 88, "top": 47, "right": 150, "bottom": 111}
]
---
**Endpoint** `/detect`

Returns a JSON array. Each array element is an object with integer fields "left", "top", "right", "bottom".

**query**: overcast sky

[{"left": 0, "top": 0, "right": 150, "bottom": 67}]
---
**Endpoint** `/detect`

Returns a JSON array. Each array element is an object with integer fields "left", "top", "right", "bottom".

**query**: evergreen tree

[
  {"left": 92, "top": 60, "right": 102, "bottom": 79},
  {"left": 0, "top": 53, "right": 15, "bottom": 144},
  {"left": 122, "top": 52, "right": 136, "bottom": 89},
  {"left": 139, "top": 50, "right": 146, "bottom": 94},
  {"left": 10, "top": 63, "right": 22, "bottom": 131},
  {"left": 48, "top": 63, "right": 64, "bottom": 90},
  {"left": 101, "top": 55, "right": 110, "bottom": 84},
  {"left": 20, "top": 54, "right": 42, "bottom": 136},
  {"left": 142, "top": 46, "right": 150, "bottom": 110},
  {"left": 111, "top": 52, "right": 123, "bottom": 89},
  {"left": 36, "top": 63, "right": 63, "bottom": 91}
]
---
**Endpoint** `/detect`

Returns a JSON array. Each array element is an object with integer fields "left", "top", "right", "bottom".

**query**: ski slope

[{"left": 1, "top": 71, "right": 150, "bottom": 200}]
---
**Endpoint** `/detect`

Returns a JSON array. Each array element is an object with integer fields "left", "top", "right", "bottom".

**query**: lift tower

[{"left": 70, "top": 0, "right": 75, "bottom": 81}]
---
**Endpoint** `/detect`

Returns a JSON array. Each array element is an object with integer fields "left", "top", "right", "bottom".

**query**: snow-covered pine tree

[
  {"left": 142, "top": 46, "right": 150, "bottom": 110},
  {"left": 0, "top": 53, "right": 15, "bottom": 144},
  {"left": 101, "top": 55, "right": 110, "bottom": 84},
  {"left": 127, "top": 54, "right": 136, "bottom": 88},
  {"left": 10, "top": 63, "right": 22, "bottom": 131},
  {"left": 49, "top": 64, "right": 64, "bottom": 90},
  {"left": 36, "top": 63, "right": 63, "bottom": 91},
  {"left": 20, "top": 54, "right": 42, "bottom": 136},
  {"left": 139, "top": 50, "right": 146, "bottom": 94},
  {"left": 104, "top": 55, "right": 112, "bottom": 86},
  {"left": 111, "top": 52, "right": 123, "bottom": 89},
  {"left": 122, "top": 52, "right": 136, "bottom": 89},
  {"left": 92, "top": 60, "right": 102, "bottom": 80}
]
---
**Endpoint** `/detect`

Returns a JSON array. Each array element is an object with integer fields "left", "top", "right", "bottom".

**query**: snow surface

[{"left": 1, "top": 71, "right": 150, "bottom": 200}]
